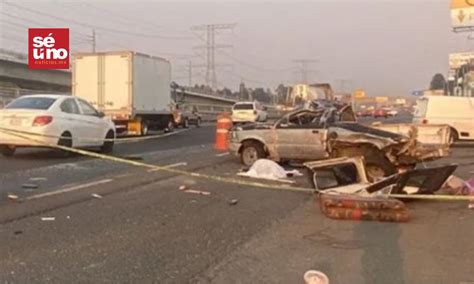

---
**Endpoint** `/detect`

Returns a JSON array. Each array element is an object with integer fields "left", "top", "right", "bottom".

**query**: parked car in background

[
  {"left": 173, "top": 105, "right": 202, "bottom": 128},
  {"left": 373, "top": 109, "right": 388, "bottom": 118},
  {"left": 231, "top": 101, "right": 268, "bottom": 123},
  {"left": 387, "top": 109, "right": 399, "bottom": 116},
  {"left": 0, "top": 94, "right": 116, "bottom": 156},
  {"left": 413, "top": 96, "right": 474, "bottom": 141},
  {"left": 229, "top": 100, "right": 451, "bottom": 181}
]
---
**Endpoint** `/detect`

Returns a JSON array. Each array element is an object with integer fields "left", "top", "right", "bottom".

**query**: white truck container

[{"left": 72, "top": 51, "right": 174, "bottom": 135}]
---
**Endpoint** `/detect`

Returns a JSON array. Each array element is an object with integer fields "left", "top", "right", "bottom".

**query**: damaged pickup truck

[{"left": 229, "top": 100, "right": 451, "bottom": 181}]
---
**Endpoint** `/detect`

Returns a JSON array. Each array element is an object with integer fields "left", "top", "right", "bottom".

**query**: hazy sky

[{"left": 0, "top": 0, "right": 471, "bottom": 96}]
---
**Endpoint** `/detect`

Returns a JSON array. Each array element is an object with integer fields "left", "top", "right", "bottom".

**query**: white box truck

[
  {"left": 413, "top": 95, "right": 474, "bottom": 141},
  {"left": 72, "top": 51, "right": 174, "bottom": 135}
]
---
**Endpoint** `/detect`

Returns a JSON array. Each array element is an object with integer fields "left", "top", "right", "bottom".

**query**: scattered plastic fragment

[
  {"left": 7, "top": 194, "right": 19, "bottom": 201},
  {"left": 91, "top": 193, "right": 102, "bottom": 199},
  {"left": 41, "top": 217, "right": 55, "bottom": 221},
  {"left": 228, "top": 199, "right": 238, "bottom": 205},
  {"left": 179, "top": 185, "right": 187, "bottom": 191},
  {"left": 14, "top": 230, "right": 23, "bottom": 235},
  {"left": 183, "top": 189, "right": 211, "bottom": 196}
]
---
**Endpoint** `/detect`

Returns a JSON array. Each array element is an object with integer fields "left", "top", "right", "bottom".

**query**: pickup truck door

[{"left": 273, "top": 113, "right": 328, "bottom": 160}]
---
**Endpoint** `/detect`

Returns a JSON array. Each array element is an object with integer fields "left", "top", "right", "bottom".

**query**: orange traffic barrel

[{"left": 215, "top": 113, "right": 233, "bottom": 151}]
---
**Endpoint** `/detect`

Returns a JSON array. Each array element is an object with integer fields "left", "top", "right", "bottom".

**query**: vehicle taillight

[
  {"left": 422, "top": 119, "right": 428, "bottom": 124},
  {"left": 253, "top": 110, "right": 257, "bottom": 115},
  {"left": 32, "top": 116, "right": 53, "bottom": 126}
]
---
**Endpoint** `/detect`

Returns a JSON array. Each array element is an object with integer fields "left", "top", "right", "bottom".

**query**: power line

[
  {"left": 293, "top": 59, "right": 318, "bottom": 84},
  {"left": 3, "top": 2, "right": 193, "bottom": 40}
]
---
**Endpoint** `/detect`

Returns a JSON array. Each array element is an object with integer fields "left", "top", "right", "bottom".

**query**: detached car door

[
  {"left": 76, "top": 98, "right": 108, "bottom": 146},
  {"left": 273, "top": 110, "right": 328, "bottom": 160}
]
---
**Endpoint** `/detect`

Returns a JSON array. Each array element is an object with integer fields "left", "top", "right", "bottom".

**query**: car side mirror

[{"left": 98, "top": 111, "right": 105, "bottom": 118}]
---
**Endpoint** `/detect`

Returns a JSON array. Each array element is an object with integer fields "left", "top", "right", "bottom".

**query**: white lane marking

[
  {"left": 215, "top": 152, "right": 230, "bottom": 157},
  {"left": 27, "top": 179, "right": 113, "bottom": 200},
  {"left": 147, "top": 162, "right": 188, "bottom": 172}
]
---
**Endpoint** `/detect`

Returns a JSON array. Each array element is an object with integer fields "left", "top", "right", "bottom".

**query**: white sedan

[{"left": 0, "top": 94, "right": 116, "bottom": 157}]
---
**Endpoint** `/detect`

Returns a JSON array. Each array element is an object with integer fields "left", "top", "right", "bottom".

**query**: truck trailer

[{"left": 72, "top": 51, "right": 174, "bottom": 136}]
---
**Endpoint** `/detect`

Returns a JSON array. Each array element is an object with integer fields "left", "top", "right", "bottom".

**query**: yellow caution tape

[
  {"left": 0, "top": 126, "right": 188, "bottom": 143},
  {"left": 1, "top": 127, "right": 474, "bottom": 201}
]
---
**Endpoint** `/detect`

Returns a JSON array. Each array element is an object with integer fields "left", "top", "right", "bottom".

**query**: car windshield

[
  {"left": 233, "top": 104, "right": 254, "bottom": 110},
  {"left": 6, "top": 97, "right": 57, "bottom": 110}
]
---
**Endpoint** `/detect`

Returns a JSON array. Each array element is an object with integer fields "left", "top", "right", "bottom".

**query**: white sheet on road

[{"left": 238, "top": 159, "right": 302, "bottom": 183}]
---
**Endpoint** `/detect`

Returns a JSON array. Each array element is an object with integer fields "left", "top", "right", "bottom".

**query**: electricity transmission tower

[
  {"left": 293, "top": 59, "right": 318, "bottom": 84},
  {"left": 191, "top": 23, "right": 236, "bottom": 89}
]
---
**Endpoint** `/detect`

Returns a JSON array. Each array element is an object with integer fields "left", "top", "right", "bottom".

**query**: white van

[
  {"left": 231, "top": 101, "right": 268, "bottom": 123},
  {"left": 413, "top": 96, "right": 474, "bottom": 141}
]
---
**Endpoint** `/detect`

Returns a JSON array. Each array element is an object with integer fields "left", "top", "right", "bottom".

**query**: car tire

[
  {"left": 240, "top": 141, "right": 266, "bottom": 167},
  {"left": 450, "top": 128, "right": 459, "bottom": 143},
  {"left": 141, "top": 121, "right": 149, "bottom": 136},
  {"left": 100, "top": 130, "right": 115, "bottom": 153},
  {"left": 183, "top": 118, "right": 189, "bottom": 128},
  {"left": 196, "top": 118, "right": 201, "bottom": 128},
  {"left": 57, "top": 132, "right": 73, "bottom": 157},
  {"left": 164, "top": 119, "right": 175, "bottom": 133},
  {"left": 0, "top": 145, "right": 16, "bottom": 157},
  {"left": 364, "top": 150, "right": 396, "bottom": 182}
]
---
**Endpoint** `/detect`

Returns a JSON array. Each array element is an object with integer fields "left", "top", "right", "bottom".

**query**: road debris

[
  {"left": 7, "top": 194, "right": 19, "bottom": 201},
  {"left": 228, "top": 199, "right": 238, "bottom": 205},
  {"left": 179, "top": 185, "right": 187, "bottom": 191},
  {"left": 183, "top": 189, "right": 211, "bottom": 196},
  {"left": 304, "top": 270, "right": 329, "bottom": 284},
  {"left": 21, "top": 183, "right": 39, "bottom": 189},
  {"left": 442, "top": 175, "right": 467, "bottom": 195},
  {"left": 40, "top": 217, "right": 55, "bottom": 221},
  {"left": 319, "top": 193, "right": 409, "bottom": 222},
  {"left": 14, "top": 230, "right": 23, "bottom": 235},
  {"left": 238, "top": 159, "right": 302, "bottom": 183},
  {"left": 91, "top": 193, "right": 103, "bottom": 199}
]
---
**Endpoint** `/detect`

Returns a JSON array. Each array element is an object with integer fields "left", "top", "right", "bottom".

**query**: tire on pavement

[
  {"left": 196, "top": 118, "right": 201, "bottom": 128},
  {"left": 141, "top": 121, "right": 149, "bottom": 136},
  {"left": 57, "top": 131, "right": 73, "bottom": 157},
  {"left": 183, "top": 118, "right": 189, "bottom": 128},
  {"left": 100, "top": 130, "right": 115, "bottom": 153},
  {"left": 164, "top": 118, "right": 175, "bottom": 133},
  {"left": 240, "top": 141, "right": 266, "bottom": 167},
  {"left": 0, "top": 145, "right": 16, "bottom": 157}
]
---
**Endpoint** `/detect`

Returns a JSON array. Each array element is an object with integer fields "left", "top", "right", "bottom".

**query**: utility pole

[
  {"left": 91, "top": 29, "right": 96, "bottom": 52},
  {"left": 191, "top": 23, "right": 236, "bottom": 89},
  {"left": 188, "top": 60, "right": 192, "bottom": 86},
  {"left": 293, "top": 59, "right": 318, "bottom": 84}
]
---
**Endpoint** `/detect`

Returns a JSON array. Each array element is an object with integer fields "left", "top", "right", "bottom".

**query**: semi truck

[{"left": 72, "top": 51, "right": 174, "bottom": 136}]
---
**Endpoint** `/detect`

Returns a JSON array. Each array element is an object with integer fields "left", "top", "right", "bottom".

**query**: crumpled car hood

[{"left": 233, "top": 123, "right": 273, "bottom": 131}]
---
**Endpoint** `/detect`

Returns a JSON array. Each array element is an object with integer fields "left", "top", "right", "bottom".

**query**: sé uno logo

[{"left": 28, "top": 28, "right": 69, "bottom": 69}]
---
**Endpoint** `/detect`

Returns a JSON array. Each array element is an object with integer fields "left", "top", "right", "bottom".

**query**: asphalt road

[{"left": 1, "top": 117, "right": 474, "bottom": 283}]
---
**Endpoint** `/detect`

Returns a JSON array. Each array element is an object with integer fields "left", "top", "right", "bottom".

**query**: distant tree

[
  {"left": 430, "top": 73, "right": 446, "bottom": 90},
  {"left": 239, "top": 82, "right": 250, "bottom": 100},
  {"left": 252, "top": 88, "right": 271, "bottom": 103},
  {"left": 275, "top": 83, "right": 289, "bottom": 104}
]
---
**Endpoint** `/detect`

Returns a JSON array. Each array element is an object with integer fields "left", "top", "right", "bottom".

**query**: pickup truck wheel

[
  {"left": 364, "top": 151, "right": 396, "bottom": 182},
  {"left": 240, "top": 141, "right": 266, "bottom": 167},
  {"left": 0, "top": 145, "right": 16, "bottom": 157},
  {"left": 183, "top": 118, "right": 189, "bottom": 128}
]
